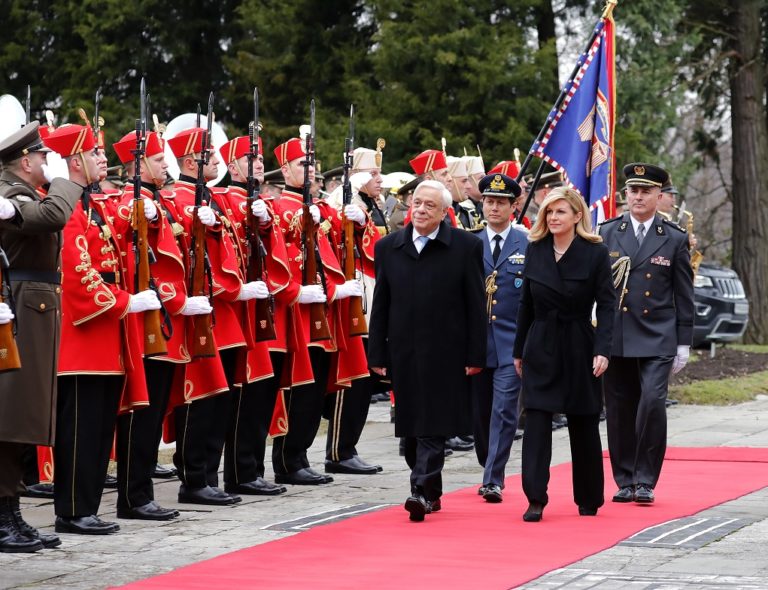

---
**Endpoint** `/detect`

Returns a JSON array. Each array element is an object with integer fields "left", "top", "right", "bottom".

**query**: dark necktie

[
  {"left": 492, "top": 234, "right": 502, "bottom": 264},
  {"left": 636, "top": 223, "right": 646, "bottom": 246}
]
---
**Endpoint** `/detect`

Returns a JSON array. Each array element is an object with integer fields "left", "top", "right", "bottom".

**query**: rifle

[
  {"left": 245, "top": 87, "right": 276, "bottom": 342},
  {"left": 301, "top": 99, "right": 331, "bottom": 341},
  {"left": 25, "top": 85, "right": 30, "bottom": 125},
  {"left": 187, "top": 93, "right": 217, "bottom": 358},
  {"left": 131, "top": 78, "right": 168, "bottom": 356},
  {"left": 339, "top": 104, "right": 367, "bottom": 337},
  {"left": 0, "top": 247, "right": 21, "bottom": 373}
]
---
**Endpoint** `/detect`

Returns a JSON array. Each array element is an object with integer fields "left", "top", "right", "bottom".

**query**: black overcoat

[
  {"left": 368, "top": 222, "right": 486, "bottom": 437},
  {"left": 513, "top": 235, "right": 615, "bottom": 415}
]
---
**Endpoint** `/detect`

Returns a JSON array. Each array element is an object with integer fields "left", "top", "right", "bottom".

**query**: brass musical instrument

[{"left": 677, "top": 209, "right": 703, "bottom": 273}]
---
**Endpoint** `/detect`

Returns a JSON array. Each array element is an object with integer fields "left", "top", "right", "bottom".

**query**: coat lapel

[
  {"left": 616, "top": 214, "right": 639, "bottom": 258},
  {"left": 497, "top": 228, "right": 525, "bottom": 268},
  {"left": 524, "top": 235, "right": 568, "bottom": 294},
  {"left": 395, "top": 223, "right": 419, "bottom": 260},
  {"left": 632, "top": 215, "right": 668, "bottom": 266}
]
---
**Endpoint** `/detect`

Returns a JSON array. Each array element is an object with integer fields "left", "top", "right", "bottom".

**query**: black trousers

[
  {"left": 116, "top": 359, "right": 176, "bottom": 510},
  {"left": 54, "top": 374, "right": 123, "bottom": 517},
  {"left": 604, "top": 355, "right": 674, "bottom": 489},
  {"left": 173, "top": 349, "right": 237, "bottom": 489},
  {"left": 224, "top": 352, "right": 284, "bottom": 485},
  {"left": 471, "top": 370, "right": 493, "bottom": 468},
  {"left": 521, "top": 409, "right": 604, "bottom": 510},
  {"left": 0, "top": 441, "right": 25, "bottom": 498},
  {"left": 272, "top": 347, "right": 330, "bottom": 475},
  {"left": 403, "top": 436, "right": 445, "bottom": 502},
  {"left": 22, "top": 444, "right": 39, "bottom": 486}
]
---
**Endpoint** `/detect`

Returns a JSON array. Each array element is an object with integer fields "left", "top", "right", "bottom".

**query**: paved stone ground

[{"left": 3, "top": 396, "right": 768, "bottom": 590}]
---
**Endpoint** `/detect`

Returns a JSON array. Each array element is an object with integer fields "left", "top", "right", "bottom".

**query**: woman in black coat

[{"left": 513, "top": 187, "right": 615, "bottom": 521}]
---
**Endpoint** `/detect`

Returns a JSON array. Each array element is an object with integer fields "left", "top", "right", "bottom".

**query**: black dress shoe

[
  {"left": 445, "top": 436, "right": 474, "bottom": 451},
  {"left": 55, "top": 515, "right": 120, "bottom": 535},
  {"left": 523, "top": 502, "right": 544, "bottom": 522},
  {"left": 404, "top": 495, "right": 430, "bottom": 522},
  {"left": 428, "top": 498, "right": 441, "bottom": 513},
  {"left": 152, "top": 464, "right": 178, "bottom": 479},
  {"left": 443, "top": 447, "right": 453, "bottom": 457},
  {"left": 578, "top": 506, "right": 598, "bottom": 516},
  {"left": 483, "top": 484, "right": 503, "bottom": 503},
  {"left": 275, "top": 468, "right": 331, "bottom": 486},
  {"left": 305, "top": 467, "right": 334, "bottom": 483},
  {"left": 353, "top": 455, "right": 383, "bottom": 472},
  {"left": 178, "top": 485, "right": 237, "bottom": 506},
  {"left": 225, "top": 478, "right": 287, "bottom": 496},
  {"left": 612, "top": 486, "right": 635, "bottom": 503},
  {"left": 21, "top": 483, "right": 55, "bottom": 499},
  {"left": 372, "top": 392, "right": 391, "bottom": 403},
  {"left": 634, "top": 484, "right": 655, "bottom": 504},
  {"left": 103, "top": 474, "right": 118, "bottom": 489},
  {"left": 325, "top": 457, "right": 379, "bottom": 475},
  {"left": 477, "top": 485, "right": 487, "bottom": 496},
  {"left": 117, "top": 502, "right": 179, "bottom": 521}
]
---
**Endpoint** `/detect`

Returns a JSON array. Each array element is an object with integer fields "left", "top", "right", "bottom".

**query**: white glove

[
  {"left": 298, "top": 284, "right": 326, "bottom": 304},
  {"left": 334, "top": 279, "right": 363, "bottom": 300},
  {"left": 197, "top": 205, "right": 217, "bottom": 227},
  {"left": 671, "top": 345, "right": 690, "bottom": 375},
  {"left": 0, "top": 197, "right": 15, "bottom": 220},
  {"left": 0, "top": 302, "right": 14, "bottom": 324},
  {"left": 142, "top": 198, "right": 158, "bottom": 221},
  {"left": 296, "top": 204, "right": 321, "bottom": 224},
  {"left": 350, "top": 172, "right": 372, "bottom": 194},
  {"left": 344, "top": 204, "right": 366, "bottom": 225},
  {"left": 128, "top": 290, "right": 162, "bottom": 313},
  {"left": 181, "top": 295, "right": 213, "bottom": 316},
  {"left": 251, "top": 199, "right": 271, "bottom": 223},
  {"left": 238, "top": 281, "right": 270, "bottom": 301},
  {"left": 42, "top": 152, "right": 69, "bottom": 182}
]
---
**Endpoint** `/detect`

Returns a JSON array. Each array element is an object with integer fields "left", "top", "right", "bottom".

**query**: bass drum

[{"left": 163, "top": 113, "right": 228, "bottom": 187}]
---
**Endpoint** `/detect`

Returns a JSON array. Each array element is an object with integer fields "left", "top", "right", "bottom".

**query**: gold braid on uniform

[
  {"left": 485, "top": 271, "right": 498, "bottom": 322},
  {"left": 611, "top": 256, "right": 631, "bottom": 309}
]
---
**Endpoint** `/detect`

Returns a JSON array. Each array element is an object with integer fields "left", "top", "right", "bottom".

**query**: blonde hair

[{"left": 529, "top": 186, "right": 602, "bottom": 243}]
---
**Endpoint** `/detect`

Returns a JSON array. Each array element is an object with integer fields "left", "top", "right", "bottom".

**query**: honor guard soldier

[
  {"left": 462, "top": 155, "right": 486, "bottom": 225},
  {"left": 45, "top": 123, "right": 158, "bottom": 535},
  {"left": 270, "top": 136, "right": 368, "bottom": 485},
  {"left": 0, "top": 122, "right": 82, "bottom": 552},
  {"left": 408, "top": 149, "right": 459, "bottom": 227},
  {"left": 447, "top": 156, "right": 481, "bottom": 230},
  {"left": 599, "top": 163, "right": 694, "bottom": 505},
  {"left": 112, "top": 128, "right": 201, "bottom": 519}
]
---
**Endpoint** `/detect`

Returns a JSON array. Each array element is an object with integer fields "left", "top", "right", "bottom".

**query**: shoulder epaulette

[
  {"left": 468, "top": 225, "right": 485, "bottom": 234},
  {"left": 599, "top": 215, "right": 623, "bottom": 226},
  {"left": 662, "top": 218, "right": 687, "bottom": 233}
]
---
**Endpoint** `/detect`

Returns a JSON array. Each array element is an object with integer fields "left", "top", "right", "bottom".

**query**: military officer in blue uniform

[
  {"left": 599, "top": 163, "right": 694, "bottom": 505},
  {"left": 471, "top": 173, "right": 527, "bottom": 503}
]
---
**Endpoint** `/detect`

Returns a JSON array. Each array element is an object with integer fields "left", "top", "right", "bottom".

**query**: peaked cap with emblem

[
  {"left": 479, "top": 173, "right": 521, "bottom": 199},
  {"left": 0, "top": 121, "right": 51, "bottom": 163},
  {"left": 623, "top": 162, "right": 669, "bottom": 188}
]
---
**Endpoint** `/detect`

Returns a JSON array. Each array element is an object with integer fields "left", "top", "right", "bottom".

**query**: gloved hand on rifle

[
  {"left": 197, "top": 205, "right": 217, "bottom": 227},
  {"left": 181, "top": 296, "right": 213, "bottom": 316},
  {"left": 298, "top": 284, "right": 326, "bottom": 304},
  {"left": 343, "top": 204, "right": 366, "bottom": 226},
  {"left": 334, "top": 279, "right": 363, "bottom": 300},
  {"left": 0, "top": 196, "right": 16, "bottom": 220},
  {"left": 0, "top": 302, "right": 14, "bottom": 324},
  {"left": 251, "top": 199, "right": 271, "bottom": 223},
  {"left": 238, "top": 280, "right": 270, "bottom": 301},
  {"left": 128, "top": 290, "right": 162, "bottom": 313},
  {"left": 128, "top": 197, "right": 159, "bottom": 221},
  {"left": 295, "top": 204, "right": 321, "bottom": 225}
]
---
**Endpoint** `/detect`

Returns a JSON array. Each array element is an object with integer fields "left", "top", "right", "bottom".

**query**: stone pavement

[{"left": 3, "top": 396, "right": 768, "bottom": 590}]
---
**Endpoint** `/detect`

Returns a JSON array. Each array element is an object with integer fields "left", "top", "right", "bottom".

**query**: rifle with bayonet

[
  {"left": 0, "top": 247, "right": 21, "bottom": 373},
  {"left": 245, "top": 87, "right": 276, "bottom": 342},
  {"left": 188, "top": 94, "right": 217, "bottom": 358},
  {"left": 339, "top": 104, "right": 367, "bottom": 337},
  {"left": 131, "top": 78, "right": 169, "bottom": 356},
  {"left": 301, "top": 99, "right": 331, "bottom": 342}
]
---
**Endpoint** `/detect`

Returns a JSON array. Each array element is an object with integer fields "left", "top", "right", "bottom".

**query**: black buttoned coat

[
  {"left": 513, "top": 235, "right": 615, "bottom": 415},
  {"left": 368, "top": 221, "right": 486, "bottom": 437}
]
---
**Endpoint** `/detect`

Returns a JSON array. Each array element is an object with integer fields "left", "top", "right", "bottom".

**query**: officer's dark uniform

[{"left": 599, "top": 163, "right": 694, "bottom": 502}]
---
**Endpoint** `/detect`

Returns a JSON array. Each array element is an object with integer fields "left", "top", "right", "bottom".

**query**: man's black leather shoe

[
  {"left": 634, "top": 484, "right": 655, "bottom": 504},
  {"left": 353, "top": 455, "right": 383, "bottom": 472},
  {"left": 371, "top": 392, "right": 391, "bottom": 403},
  {"left": 225, "top": 478, "right": 287, "bottom": 496},
  {"left": 578, "top": 506, "right": 598, "bottom": 516},
  {"left": 103, "top": 474, "right": 118, "bottom": 489},
  {"left": 428, "top": 498, "right": 441, "bottom": 513},
  {"left": 477, "top": 485, "right": 487, "bottom": 496},
  {"left": 117, "top": 502, "right": 178, "bottom": 521},
  {"left": 551, "top": 414, "right": 568, "bottom": 430},
  {"left": 305, "top": 467, "right": 334, "bottom": 483},
  {"left": 612, "top": 486, "right": 635, "bottom": 503},
  {"left": 404, "top": 495, "right": 430, "bottom": 522},
  {"left": 55, "top": 515, "right": 120, "bottom": 535},
  {"left": 325, "top": 457, "right": 379, "bottom": 475},
  {"left": 483, "top": 484, "right": 503, "bottom": 503},
  {"left": 21, "top": 483, "right": 55, "bottom": 499},
  {"left": 445, "top": 436, "right": 474, "bottom": 451},
  {"left": 444, "top": 448, "right": 453, "bottom": 457},
  {"left": 523, "top": 502, "right": 544, "bottom": 522},
  {"left": 178, "top": 485, "right": 237, "bottom": 505},
  {"left": 275, "top": 468, "right": 332, "bottom": 486},
  {"left": 152, "top": 464, "right": 178, "bottom": 479}
]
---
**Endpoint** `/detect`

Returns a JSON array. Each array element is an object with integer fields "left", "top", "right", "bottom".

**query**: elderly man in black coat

[{"left": 368, "top": 180, "right": 486, "bottom": 522}]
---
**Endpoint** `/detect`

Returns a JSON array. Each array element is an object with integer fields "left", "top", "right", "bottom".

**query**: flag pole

[{"left": 516, "top": 0, "right": 618, "bottom": 223}]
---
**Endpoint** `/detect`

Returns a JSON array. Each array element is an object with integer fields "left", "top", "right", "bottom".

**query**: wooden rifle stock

[
  {"left": 0, "top": 259, "right": 21, "bottom": 373},
  {"left": 189, "top": 212, "right": 217, "bottom": 358},
  {"left": 341, "top": 213, "right": 368, "bottom": 336},
  {"left": 246, "top": 203, "right": 276, "bottom": 342},
  {"left": 133, "top": 198, "right": 167, "bottom": 356},
  {"left": 302, "top": 203, "right": 331, "bottom": 342}
]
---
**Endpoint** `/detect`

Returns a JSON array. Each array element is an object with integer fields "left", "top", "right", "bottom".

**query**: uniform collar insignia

[{"left": 618, "top": 221, "right": 628, "bottom": 232}]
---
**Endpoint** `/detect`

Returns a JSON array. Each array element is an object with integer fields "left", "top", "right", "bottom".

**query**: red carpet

[{"left": 118, "top": 447, "right": 768, "bottom": 590}]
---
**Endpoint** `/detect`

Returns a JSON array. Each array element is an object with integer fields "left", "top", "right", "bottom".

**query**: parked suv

[{"left": 692, "top": 263, "right": 749, "bottom": 347}]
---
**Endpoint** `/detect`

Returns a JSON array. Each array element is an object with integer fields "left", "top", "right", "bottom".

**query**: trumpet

[{"left": 676, "top": 208, "right": 703, "bottom": 273}]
